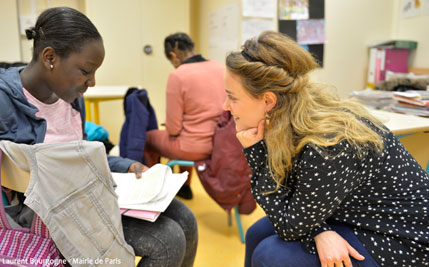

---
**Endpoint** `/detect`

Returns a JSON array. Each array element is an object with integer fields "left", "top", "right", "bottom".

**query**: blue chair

[
  {"left": 2, "top": 191, "right": 8, "bottom": 206},
  {"left": 166, "top": 160, "right": 245, "bottom": 243},
  {"left": 426, "top": 161, "right": 429, "bottom": 174}
]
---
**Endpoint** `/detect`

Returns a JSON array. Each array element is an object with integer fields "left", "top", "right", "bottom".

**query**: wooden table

[
  {"left": 368, "top": 108, "right": 429, "bottom": 172},
  {"left": 83, "top": 86, "right": 130, "bottom": 124}
]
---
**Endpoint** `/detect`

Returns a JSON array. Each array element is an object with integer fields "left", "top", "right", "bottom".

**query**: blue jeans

[{"left": 245, "top": 217, "right": 380, "bottom": 267}]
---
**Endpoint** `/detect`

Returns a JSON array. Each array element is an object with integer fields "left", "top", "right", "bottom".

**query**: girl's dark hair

[
  {"left": 25, "top": 7, "right": 102, "bottom": 61},
  {"left": 164, "top": 32, "right": 194, "bottom": 59}
]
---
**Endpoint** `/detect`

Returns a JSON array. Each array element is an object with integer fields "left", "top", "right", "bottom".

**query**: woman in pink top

[{"left": 144, "top": 33, "right": 226, "bottom": 199}]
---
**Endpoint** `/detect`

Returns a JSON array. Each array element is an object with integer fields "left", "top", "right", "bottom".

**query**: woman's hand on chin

[{"left": 236, "top": 119, "right": 265, "bottom": 148}]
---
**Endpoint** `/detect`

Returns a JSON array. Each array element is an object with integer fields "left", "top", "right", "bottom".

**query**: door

[{"left": 85, "top": 0, "right": 190, "bottom": 142}]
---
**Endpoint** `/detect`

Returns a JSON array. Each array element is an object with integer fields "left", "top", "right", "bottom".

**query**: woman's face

[
  {"left": 223, "top": 70, "right": 266, "bottom": 132},
  {"left": 49, "top": 39, "right": 105, "bottom": 103}
]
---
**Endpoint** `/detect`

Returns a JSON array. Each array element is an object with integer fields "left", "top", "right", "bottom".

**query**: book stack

[
  {"left": 391, "top": 90, "right": 429, "bottom": 117},
  {"left": 112, "top": 164, "right": 188, "bottom": 222},
  {"left": 366, "top": 40, "right": 418, "bottom": 88}
]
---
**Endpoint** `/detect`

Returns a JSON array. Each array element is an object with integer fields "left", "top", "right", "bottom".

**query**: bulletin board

[{"left": 278, "top": 0, "right": 325, "bottom": 66}]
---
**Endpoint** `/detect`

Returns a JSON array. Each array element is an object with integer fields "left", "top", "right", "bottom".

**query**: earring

[
  {"left": 50, "top": 64, "right": 53, "bottom": 70},
  {"left": 265, "top": 112, "right": 271, "bottom": 126}
]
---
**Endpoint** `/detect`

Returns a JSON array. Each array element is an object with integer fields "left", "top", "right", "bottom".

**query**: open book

[{"left": 112, "top": 164, "right": 188, "bottom": 221}]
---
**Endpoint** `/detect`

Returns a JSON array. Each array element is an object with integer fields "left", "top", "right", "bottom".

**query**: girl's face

[
  {"left": 223, "top": 70, "right": 266, "bottom": 132},
  {"left": 49, "top": 39, "right": 105, "bottom": 103}
]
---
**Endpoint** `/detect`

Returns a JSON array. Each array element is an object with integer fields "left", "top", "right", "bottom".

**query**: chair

[
  {"left": 1, "top": 146, "right": 140, "bottom": 266},
  {"left": 0, "top": 149, "right": 63, "bottom": 266},
  {"left": 166, "top": 160, "right": 245, "bottom": 243}
]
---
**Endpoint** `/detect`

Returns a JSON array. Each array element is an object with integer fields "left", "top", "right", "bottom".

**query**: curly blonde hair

[{"left": 226, "top": 31, "right": 386, "bottom": 191}]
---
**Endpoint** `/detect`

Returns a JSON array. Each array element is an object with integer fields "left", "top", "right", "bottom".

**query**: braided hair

[
  {"left": 164, "top": 32, "right": 194, "bottom": 59},
  {"left": 25, "top": 7, "right": 102, "bottom": 61}
]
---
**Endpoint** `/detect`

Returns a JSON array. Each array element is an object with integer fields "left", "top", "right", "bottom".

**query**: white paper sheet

[
  {"left": 242, "top": 0, "right": 276, "bottom": 18},
  {"left": 208, "top": 3, "right": 240, "bottom": 63},
  {"left": 112, "top": 164, "right": 188, "bottom": 212},
  {"left": 241, "top": 18, "right": 276, "bottom": 44}
]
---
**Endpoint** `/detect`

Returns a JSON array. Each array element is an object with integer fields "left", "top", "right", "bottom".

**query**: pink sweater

[{"left": 166, "top": 60, "right": 226, "bottom": 154}]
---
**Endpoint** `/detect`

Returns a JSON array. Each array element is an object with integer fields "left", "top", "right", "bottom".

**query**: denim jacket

[{"left": 0, "top": 140, "right": 135, "bottom": 266}]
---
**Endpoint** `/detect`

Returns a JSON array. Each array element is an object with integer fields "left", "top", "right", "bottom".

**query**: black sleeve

[{"left": 244, "top": 140, "right": 363, "bottom": 253}]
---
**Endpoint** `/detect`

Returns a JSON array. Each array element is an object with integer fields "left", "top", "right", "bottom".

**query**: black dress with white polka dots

[{"left": 243, "top": 121, "right": 429, "bottom": 266}]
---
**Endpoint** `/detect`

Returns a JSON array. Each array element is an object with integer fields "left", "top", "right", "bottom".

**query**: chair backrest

[
  {"left": 0, "top": 150, "right": 30, "bottom": 193},
  {"left": 0, "top": 150, "right": 64, "bottom": 267}
]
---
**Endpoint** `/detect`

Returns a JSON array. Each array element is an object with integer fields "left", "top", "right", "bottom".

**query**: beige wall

[
  {"left": 0, "top": 0, "right": 21, "bottom": 62},
  {"left": 85, "top": 0, "right": 190, "bottom": 143},
  {"left": 18, "top": 0, "right": 84, "bottom": 63},
  {"left": 391, "top": 0, "right": 429, "bottom": 68},
  {"left": 197, "top": 0, "right": 395, "bottom": 98},
  {"left": 312, "top": 0, "right": 394, "bottom": 96},
  {"left": 2, "top": 0, "right": 429, "bottom": 144}
]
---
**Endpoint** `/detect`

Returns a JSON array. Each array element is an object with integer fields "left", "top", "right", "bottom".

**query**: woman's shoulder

[{"left": 297, "top": 140, "right": 360, "bottom": 164}]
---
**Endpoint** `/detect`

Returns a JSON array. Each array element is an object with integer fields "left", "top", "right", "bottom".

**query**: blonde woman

[{"left": 223, "top": 31, "right": 429, "bottom": 267}]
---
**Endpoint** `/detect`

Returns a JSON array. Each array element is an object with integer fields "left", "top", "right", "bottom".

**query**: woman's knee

[
  {"left": 246, "top": 216, "right": 274, "bottom": 244},
  {"left": 252, "top": 236, "right": 320, "bottom": 267}
]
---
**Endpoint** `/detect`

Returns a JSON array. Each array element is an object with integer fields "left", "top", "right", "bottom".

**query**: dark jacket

[
  {"left": 195, "top": 111, "right": 256, "bottom": 214},
  {"left": 119, "top": 88, "right": 158, "bottom": 164},
  {"left": 0, "top": 67, "right": 133, "bottom": 172}
]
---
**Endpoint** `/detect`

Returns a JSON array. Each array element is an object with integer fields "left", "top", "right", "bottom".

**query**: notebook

[{"left": 112, "top": 164, "right": 188, "bottom": 214}]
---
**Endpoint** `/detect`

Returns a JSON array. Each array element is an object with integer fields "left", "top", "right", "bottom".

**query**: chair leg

[
  {"left": 426, "top": 160, "right": 429, "bottom": 174},
  {"left": 227, "top": 211, "right": 232, "bottom": 226},
  {"left": 234, "top": 206, "right": 245, "bottom": 243}
]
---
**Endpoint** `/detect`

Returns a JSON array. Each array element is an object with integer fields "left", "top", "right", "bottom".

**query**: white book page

[
  {"left": 120, "top": 171, "right": 188, "bottom": 212},
  {"left": 112, "top": 164, "right": 168, "bottom": 205},
  {"left": 112, "top": 164, "right": 188, "bottom": 212}
]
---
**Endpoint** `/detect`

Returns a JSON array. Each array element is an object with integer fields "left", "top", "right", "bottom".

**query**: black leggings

[{"left": 122, "top": 199, "right": 198, "bottom": 267}]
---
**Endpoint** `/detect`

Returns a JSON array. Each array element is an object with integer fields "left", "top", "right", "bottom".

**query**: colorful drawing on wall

[
  {"left": 402, "top": 0, "right": 421, "bottom": 18},
  {"left": 278, "top": 0, "right": 325, "bottom": 66},
  {"left": 424, "top": 0, "right": 429, "bottom": 15},
  {"left": 279, "top": 0, "right": 309, "bottom": 20},
  {"left": 297, "top": 19, "right": 325, "bottom": 45}
]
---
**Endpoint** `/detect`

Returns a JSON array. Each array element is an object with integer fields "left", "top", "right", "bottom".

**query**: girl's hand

[
  {"left": 314, "top": 230, "right": 365, "bottom": 267},
  {"left": 236, "top": 120, "right": 265, "bottom": 148},
  {"left": 128, "top": 162, "right": 149, "bottom": 178}
]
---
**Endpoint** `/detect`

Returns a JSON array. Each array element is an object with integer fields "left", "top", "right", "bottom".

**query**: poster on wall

[
  {"left": 279, "top": 0, "right": 309, "bottom": 20},
  {"left": 297, "top": 19, "right": 325, "bottom": 45},
  {"left": 242, "top": 0, "right": 276, "bottom": 18},
  {"left": 402, "top": 0, "right": 421, "bottom": 18},
  {"left": 423, "top": 0, "right": 429, "bottom": 15},
  {"left": 209, "top": 4, "right": 240, "bottom": 63},
  {"left": 278, "top": 0, "right": 325, "bottom": 66},
  {"left": 242, "top": 18, "right": 276, "bottom": 44}
]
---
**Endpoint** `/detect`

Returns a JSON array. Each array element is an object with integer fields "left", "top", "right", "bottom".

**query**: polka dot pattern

[{"left": 243, "top": 122, "right": 429, "bottom": 266}]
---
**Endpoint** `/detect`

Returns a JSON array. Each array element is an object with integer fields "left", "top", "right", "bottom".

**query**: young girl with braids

[
  {"left": 223, "top": 31, "right": 429, "bottom": 267},
  {"left": 0, "top": 7, "right": 197, "bottom": 267}
]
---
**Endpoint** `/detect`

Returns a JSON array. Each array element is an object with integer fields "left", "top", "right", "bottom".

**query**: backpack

[
  {"left": 0, "top": 150, "right": 64, "bottom": 267},
  {"left": 195, "top": 111, "right": 256, "bottom": 214}
]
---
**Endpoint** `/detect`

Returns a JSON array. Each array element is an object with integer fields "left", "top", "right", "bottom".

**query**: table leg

[
  {"left": 93, "top": 100, "right": 100, "bottom": 125},
  {"left": 85, "top": 99, "right": 92, "bottom": 122}
]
